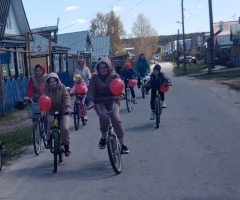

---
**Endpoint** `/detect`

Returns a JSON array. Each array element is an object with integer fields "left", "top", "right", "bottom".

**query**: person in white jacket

[{"left": 73, "top": 59, "right": 91, "bottom": 86}]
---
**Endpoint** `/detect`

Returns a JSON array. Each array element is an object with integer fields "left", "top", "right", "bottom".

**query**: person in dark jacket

[
  {"left": 144, "top": 64, "right": 171, "bottom": 120},
  {"left": 120, "top": 61, "right": 137, "bottom": 104},
  {"left": 115, "top": 63, "right": 122, "bottom": 75},
  {"left": 135, "top": 53, "right": 150, "bottom": 88}
]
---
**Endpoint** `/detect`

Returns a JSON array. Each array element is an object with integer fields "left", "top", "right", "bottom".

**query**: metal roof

[
  {"left": 91, "top": 36, "right": 113, "bottom": 59},
  {"left": 0, "top": 0, "right": 11, "bottom": 38},
  {"left": 31, "top": 26, "right": 58, "bottom": 33},
  {"left": 0, "top": 0, "right": 32, "bottom": 40},
  {"left": 57, "top": 31, "right": 91, "bottom": 54},
  {"left": 30, "top": 34, "right": 70, "bottom": 56},
  {"left": 213, "top": 21, "right": 238, "bottom": 36}
]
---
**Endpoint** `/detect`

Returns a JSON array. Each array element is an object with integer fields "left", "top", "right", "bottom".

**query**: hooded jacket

[
  {"left": 73, "top": 60, "right": 91, "bottom": 86},
  {"left": 42, "top": 72, "right": 71, "bottom": 113},
  {"left": 87, "top": 57, "right": 124, "bottom": 105},
  {"left": 134, "top": 54, "right": 150, "bottom": 77},
  {"left": 26, "top": 64, "right": 48, "bottom": 102}
]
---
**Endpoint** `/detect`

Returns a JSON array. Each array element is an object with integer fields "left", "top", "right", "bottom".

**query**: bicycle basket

[{"left": 26, "top": 103, "right": 41, "bottom": 119}]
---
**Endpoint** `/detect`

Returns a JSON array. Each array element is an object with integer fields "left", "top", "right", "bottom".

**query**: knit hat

[{"left": 153, "top": 64, "right": 161, "bottom": 72}]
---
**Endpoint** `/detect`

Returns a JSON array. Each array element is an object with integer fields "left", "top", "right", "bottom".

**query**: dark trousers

[
  {"left": 124, "top": 80, "right": 135, "bottom": 98},
  {"left": 150, "top": 89, "right": 165, "bottom": 110}
]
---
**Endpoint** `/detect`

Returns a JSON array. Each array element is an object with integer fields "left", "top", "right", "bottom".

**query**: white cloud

[
  {"left": 113, "top": 6, "right": 122, "bottom": 11},
  {"left": 65, "top": 6, "right": 79, "bottom": 11},
  {"left": 71, "top": 19, "right": 86, "bottom": 24},
  {"left": 197, "top": 5, "right": 202, "bottom": 8}
]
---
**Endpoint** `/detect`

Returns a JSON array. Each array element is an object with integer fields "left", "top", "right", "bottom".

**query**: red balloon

[
  {"left": 76, "top": 85, "right": 87, "bottom": 94},
  {"left": 39, "top": 83, "right": 45, "bottom": 93},
  {"left": 160, "top": 85, "right": 169, "bottom": 93},
  {"left": 109, "top": 78, "right": 124, "bottom": 96},
  {"left": 128, "top": 79, "right": 137, "bottom": 88},
  {"left": 38, "top": 95, "right": 52, "bottom": 112}
]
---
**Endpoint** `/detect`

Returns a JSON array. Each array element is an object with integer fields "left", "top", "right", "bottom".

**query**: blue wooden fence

[
  {"left": 0, "top": 77, "right": 29, "bottom": 115},
  {"left": 58, "top": 71, "right": 70, "bottom": 87}
]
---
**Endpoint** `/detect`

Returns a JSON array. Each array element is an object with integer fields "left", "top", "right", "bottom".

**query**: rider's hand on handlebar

[
  {"left": 87, "top": 104, "right": 94, "bottom": 110},
  {"left": 41, "top": 111, "right": 46, "bottom": 116},
  {"left": 66, "top": 108, "right": 71, "bottom": 114},
  {"left": 23, "top": 97, "right": 29, "bottom": 101}
]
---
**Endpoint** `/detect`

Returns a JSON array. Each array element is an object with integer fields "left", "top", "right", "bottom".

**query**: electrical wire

[
  {"left": 59, "top": 0, "right": 122, "bottom": 32},
  {"left": 120, "top": 0, "right": 145, "bottom": 18}
]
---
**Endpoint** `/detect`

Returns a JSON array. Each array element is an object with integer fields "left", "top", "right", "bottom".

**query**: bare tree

[{"left": 132, "top": 13, "right": 159, "bottom": 59}]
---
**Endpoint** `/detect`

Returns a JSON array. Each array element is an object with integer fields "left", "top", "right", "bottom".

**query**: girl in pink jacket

[{"left": 70, "top": 74, "right": 88, "bottom": 120}]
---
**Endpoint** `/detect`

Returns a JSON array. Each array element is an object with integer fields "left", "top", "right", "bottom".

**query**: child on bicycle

[
  {"left": 70, "top": 74, "right": 88, "bottom": 120},
  {"left": 120, "top": 61, "right": 137, "bottom": 104},
  {"left": 143, "top": 64, "right": 171, "bottom": 120},
  {"left": 41, "top": 72, "right": 71, "bottom": 157}
]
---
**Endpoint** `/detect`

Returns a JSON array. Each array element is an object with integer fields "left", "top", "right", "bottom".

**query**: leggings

[{"left": 150, "top": 89, "right": 165, "bottom": 110}]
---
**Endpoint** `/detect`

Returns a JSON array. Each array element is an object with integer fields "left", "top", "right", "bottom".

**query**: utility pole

[
  {"left": 177, "top": 29, "right": 180, "bottom": 67},
  {"left": 208, "top": 0, "right": 214, "bottom": 73},
  {"left": 181, "top": 0, "right": 186, "bottom": 73}
]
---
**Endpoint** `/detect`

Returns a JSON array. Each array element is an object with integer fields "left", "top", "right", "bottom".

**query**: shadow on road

[
  {"left": 7, "top": 160, "right": 118, "bottom": 181},
  {"left": 124, "top": 122, "right": 156, "bottom": 132}
]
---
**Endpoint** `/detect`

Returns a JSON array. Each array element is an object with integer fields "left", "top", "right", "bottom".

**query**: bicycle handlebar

[{"left": 94, "top": 100, "right": 115, "bottom": 115}]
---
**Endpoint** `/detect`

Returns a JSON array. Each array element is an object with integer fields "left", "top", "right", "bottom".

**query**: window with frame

[
  {"left": 54, "top": 54, "right": 60, "bottom": 73},
  {"left": 17, "top": 52, "right": 24, "bottom": 75},
  {"left": 62, "top": 54, "right": 67, "bottom": 72},
  {"left": 9, "top": 52, "right": 15, "bottom": 76}
]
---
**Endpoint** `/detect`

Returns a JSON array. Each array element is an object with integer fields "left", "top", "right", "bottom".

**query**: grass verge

[
  {"left": 173, "top": 64, "right": 206, "bottom": 76},
  {"left": 194, "top": 70, "right": 240, "bottom": 92},
  {"left": 0, "top": 127, "right": 32, "bottom": 164}
]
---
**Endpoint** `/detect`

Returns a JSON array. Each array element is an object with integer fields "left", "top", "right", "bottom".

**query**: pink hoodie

[{"left": 70, "top": 81, "right": 87, "bottom": 96}]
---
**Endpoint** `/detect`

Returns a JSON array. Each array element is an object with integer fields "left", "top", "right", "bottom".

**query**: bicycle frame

[{"left": 94, "top": 102, "right": 121, "bottom": 149}]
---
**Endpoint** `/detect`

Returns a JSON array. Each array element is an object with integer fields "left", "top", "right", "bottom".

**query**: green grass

[
  {"left": 0, "top": 127, "right": 32, "bottom": 164},
  {"left": 173, "top": 64, "right": 206, "bottom": 76},
  {"left": 194, "top": 69, "right": 240, "bottom": 79}
]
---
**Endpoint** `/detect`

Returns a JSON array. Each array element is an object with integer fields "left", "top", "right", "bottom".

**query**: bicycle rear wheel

[
  {"left": 155, "top": 99, "right": 160, "bottom": 129},
  {"left": 126, "top": 88, "right": 132, "bottom": 112},
  {"left": 73, "top": 106, "right": 80, "bottom": 130},
  {"left": 53, "top": 131, "right": 59, "bottom": 173},
  {"left": 0, "top": 144, "right": 2, "bottom": 172},
  {"left": 107, "top": 135, "right": 122, "bottom": 174},
  {"left": 33, "top": 120, "right": 41, "bottom": 155}
]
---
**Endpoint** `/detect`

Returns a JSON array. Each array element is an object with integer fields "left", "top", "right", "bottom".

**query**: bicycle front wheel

[
  {"left": 73, "top": 106, "right": 80, "bottom": 130},
  {"left": 141, "top": 87, "right": 145, "bottom": 98},
  {"left": 53, "top": 131, "right": 59, "bottom": 173},
  {"left": 155, "top": 99, "right": 160, "bottom": 128},
  {"left": 33, "top": 120, "right": 41, "bottom": 155},
  {"left": 107, "top": 135, "right": 122, "bottom": 174},
  {"left": 126, "top": 88, "right": 132, "bottom": 112}
]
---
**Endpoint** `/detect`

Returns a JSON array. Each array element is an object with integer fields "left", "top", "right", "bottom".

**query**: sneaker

[
  {"left": 99, "top": 137, "right": 107, "bottom": 149},
  {"left": 64, "top": 145, "right": 71, "bottom": 157},
  {"left": 121, "top": 144, "right": 130, "bottom": 154},
  {"left": 84, "top": 115, "right": 88, "bottom": 120},
  {"left": 133, "top": 98, "right": 137, "bottom": 104},
  {"left": 162, "top": 101, "right": 167, "bottom": 108},
  {"left": 150, "top": 111, "right": 155, "bottom": 120}
]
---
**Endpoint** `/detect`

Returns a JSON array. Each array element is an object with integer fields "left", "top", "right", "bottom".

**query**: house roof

[
  {"left": 0, "top": 0, "right": 32, "bottom": 40},
  {"left": 30, "top": 34, "right": 70, "bottom": 56},
  {"left": 91, "top": 36, "right": 113, "bottom": 59},
  {"left": 213, "top": 20, "right": 238, "bottom": 36},
  {"left": 57, "top": 31, "right": 92, "bottom": 54},
  {"left": 216, "top": 35, "right": 233, "bottom": 46},
  {"left": 31, "top": 26, "right": 58, "bottom": 34}
]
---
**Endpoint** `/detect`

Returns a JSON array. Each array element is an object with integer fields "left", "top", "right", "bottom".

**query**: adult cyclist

[{"left": 134, "top": 53, "right": 150, "bottom": 88}]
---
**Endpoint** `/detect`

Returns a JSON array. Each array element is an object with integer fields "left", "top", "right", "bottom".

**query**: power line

[
  {"left": 120, "top": 0, "right": 145, "bottom": 18},
  {"left": 193, "top": 0, "right": 201, "bottom": 13},
  {"left": 184, "top": 8, "right": 206, "bottom": 21},
  {"left": 59, "top": 0, "right": 122, "bottom": 32}
]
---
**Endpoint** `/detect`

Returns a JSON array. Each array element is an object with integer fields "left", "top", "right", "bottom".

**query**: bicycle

[
  {"left": 154, "top": 83, "right": 172, "bottom": 129},
  {"left": 0, "top": 141, "right": 2, "bottom": 172},
  {"left": 94, "top": 101, "right": 122, "bottom": 174},
  {"left": 125, "top": 79, "right": 133, "bottom": 112},
  {"left": 71, "top": 94, "right": 87, "bottom": 130},
  {"left": 46, "top": 111, "right": 73, "bottom": 173},
  {"left": 25, "top": 99, "right": 47, "bottom": 155},
  {"left": 137, "top": 73, "right": 150, "bottom": 98}
]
